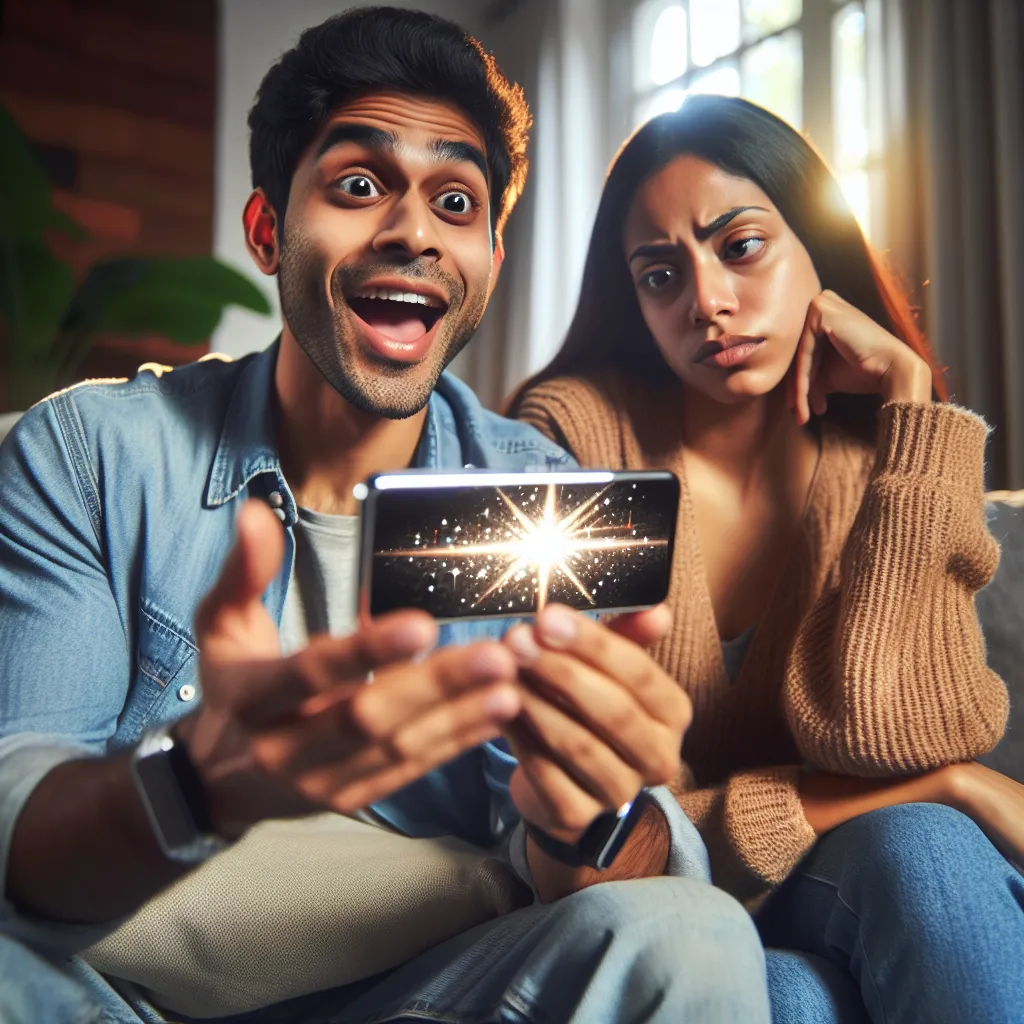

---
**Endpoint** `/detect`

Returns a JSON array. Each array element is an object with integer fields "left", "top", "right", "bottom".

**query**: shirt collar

[
  {"left": 204, "top": 339, "right": 468, "bottom": 515},
  {"left": 205, "top": 339, "right": 287, "bottom": 511}
]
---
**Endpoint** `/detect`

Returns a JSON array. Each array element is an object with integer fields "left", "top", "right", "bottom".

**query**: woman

[{"left": 507, "top": 96, "right": 1024, "bottom": 1023}]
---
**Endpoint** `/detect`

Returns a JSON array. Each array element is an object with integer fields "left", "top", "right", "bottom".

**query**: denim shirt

[{"left": 0, "top": 342, "right": 709, "bottom": 956}]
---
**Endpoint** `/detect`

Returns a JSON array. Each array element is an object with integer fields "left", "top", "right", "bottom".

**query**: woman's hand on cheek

[{"left": 788, "top": 290, "right": 933, "bottom": 425}]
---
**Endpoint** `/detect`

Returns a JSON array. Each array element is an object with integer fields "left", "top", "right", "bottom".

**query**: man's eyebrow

[
  {"left": 313, "top": 124, "right": 487, "bottom": 183},
  {"left": 694, "top": 205, "right": 767, "bottom": 241},
  {"left": 431, "top": 139, "right": 488, "bottom": 181},
  {"left": 315, "top": 124, "right": 398, "bottom": 161}
]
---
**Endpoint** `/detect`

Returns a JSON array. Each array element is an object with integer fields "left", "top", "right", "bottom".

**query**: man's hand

[
  {"left": 501, "top": 604, "right": 690, "bottom": 898},
  {"left": 183, "top": 500, "right": 522, "bottom": 836}
]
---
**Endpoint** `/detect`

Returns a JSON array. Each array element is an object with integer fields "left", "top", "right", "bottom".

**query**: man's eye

[
  {"left": 336, "top": 175, "right": 381, "bottom": 199},
  {"left": 641, "top": 268, "right": 675, "bottom": 291},
  {"left": 434, "top": 191, "right": 474, "bottom": 215},
  {"left": 724, "top": 237, "right": 765, "bottom": 260}
]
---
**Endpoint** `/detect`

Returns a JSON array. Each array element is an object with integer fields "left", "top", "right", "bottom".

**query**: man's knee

[
  {"left": 0, "top": 932, "right": 100, "bottom": 1024},
  {"left": 550, "top": 878, "right": 770, "bottom": 1018}
]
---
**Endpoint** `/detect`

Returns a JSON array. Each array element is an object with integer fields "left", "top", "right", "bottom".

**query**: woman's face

[{"left": 623, "top": 155, "right": 821, "bottom": 403}]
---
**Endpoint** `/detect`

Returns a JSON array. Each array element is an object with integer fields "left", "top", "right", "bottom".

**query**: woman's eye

[
  {"left": 336, "top": 175, "right": 381, "bottom": 199},
  {"left": 434, "top": 191, "right": 475, "bottom": 215},
  {"left": 724, "top": 237, "right": 765, "bottom": 260},
  {"left": 641, "top": 268, "right": 676, "bottom": 291}
]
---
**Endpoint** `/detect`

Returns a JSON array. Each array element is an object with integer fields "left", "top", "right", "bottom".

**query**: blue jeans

[
  {"left": 759, "top": 803, "right": 1024, "bottom": 1024},
  {"left": 1, "top": 876, "right": 771, "bottom": 1024}
]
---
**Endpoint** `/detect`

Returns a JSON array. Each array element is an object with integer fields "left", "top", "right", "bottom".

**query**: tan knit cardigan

[{"left": 515, "top": 374, "right": 1009, "bottom": 901}]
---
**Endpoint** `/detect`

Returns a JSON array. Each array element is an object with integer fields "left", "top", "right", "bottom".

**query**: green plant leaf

[
  {"left": 0, "top": 106, "right": 89, "bottom": 245},
  {"left": 47, "top": 207, "right": 91, "bottom": 242},
  {"left": 61, "top": 256, "right": 272, "bottom": 343},
  {"left": 0, "top": 107, "right": 53, "bottom": 244},
  {"left": 0, "top": 240, "right": 75, "bottom": 360}
]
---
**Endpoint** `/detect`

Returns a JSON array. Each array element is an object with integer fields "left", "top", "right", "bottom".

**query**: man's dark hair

[{"left": 248, "top": 6, "right": 531, "bottom": 235}]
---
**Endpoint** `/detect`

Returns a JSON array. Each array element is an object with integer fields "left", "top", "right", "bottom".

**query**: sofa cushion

[{"left": 976, "top": 492, "right": 1024, "bottom": 783}]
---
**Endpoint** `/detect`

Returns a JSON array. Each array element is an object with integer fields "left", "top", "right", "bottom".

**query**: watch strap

[
  {"left": 131, "top": 725, "right": 226, "bottom": 864},
  {"left": 524, "top": 790, "right": 652, "bottom": 872}
]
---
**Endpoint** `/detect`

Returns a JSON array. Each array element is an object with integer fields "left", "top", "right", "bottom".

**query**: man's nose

[
  {"left": 688, "top": 258, "right": 738, "bottom": 326},
  {"left": 371, "top": 194, "right": 443, "bottom": 262}
]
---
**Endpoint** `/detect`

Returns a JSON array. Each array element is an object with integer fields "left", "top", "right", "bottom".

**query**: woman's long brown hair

[{"left": 506, "top": 96, "right": 946, "bottom": 421}]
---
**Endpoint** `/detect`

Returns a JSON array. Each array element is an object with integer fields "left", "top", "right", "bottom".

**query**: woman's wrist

[{"left": 879, "top": 352, "right": 933, "bottom": 404}]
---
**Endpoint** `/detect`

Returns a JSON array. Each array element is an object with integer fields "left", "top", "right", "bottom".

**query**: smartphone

[{"left": 356, "top": 469, "right": 679, "bottom": 621}]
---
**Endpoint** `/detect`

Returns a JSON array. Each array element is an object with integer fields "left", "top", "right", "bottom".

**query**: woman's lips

[{"left": 694, "top": 335, "right": 766, "bottom": 369}]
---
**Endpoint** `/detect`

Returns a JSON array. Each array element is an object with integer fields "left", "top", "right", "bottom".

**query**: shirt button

[
  {"left": 268, "top": 491, "right": 284, "bottom": 508},
  {"left": 178, "top": 684, "right": 197, "bottom": 702},
  {"left": 273, "top": 507, "right": 287, "bottom": 522}
]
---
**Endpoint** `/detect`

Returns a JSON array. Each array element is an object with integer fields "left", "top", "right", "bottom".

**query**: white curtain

[{"left": 450, "top": 0, "right": 616, "bottom": 410}]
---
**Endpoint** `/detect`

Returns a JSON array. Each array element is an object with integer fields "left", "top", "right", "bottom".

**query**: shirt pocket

[{"left": 116, "top": 601, "right": 199, "bottom": 749}]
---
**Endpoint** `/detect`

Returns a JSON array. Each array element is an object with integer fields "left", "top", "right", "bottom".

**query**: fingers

[
  {"left": 228, "top": 611, "right": 439, "bottom": 726},
  {"left": 507, "top": 606, "right": 691, "bottom": 733},
  {"left": 196, "top": 501, "right": 285, "bottom": 641},
  {"left": 300, "top": 693, "right": 515, "bottom": 814},
  {"left": 515, "top": 689, "right": 644, "bottom": 810},
  {"left": 506, "top": 729, "right": 606, "bottom": 841},
  {"left": 507, "top": 626, "right": 681, "bottom": 782},
  {"left": 603, "top": 604, "right": 673, "bottom": 648},
  {"left": 249, "top": 641, "right": 519, "bottom": 775},
  {"left": 793, "top": 304, "right": 821, "bottom": 426},
  {"left": 349, "top": 642, "right": 517, "bottom": 738},
  {"left": 808, "top": 339, "right": 828, "bottom": 417}
]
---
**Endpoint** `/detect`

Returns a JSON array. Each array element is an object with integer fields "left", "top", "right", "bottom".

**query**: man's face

[{"left": 274, "top": 92, "right": 501, "bottom": 419}]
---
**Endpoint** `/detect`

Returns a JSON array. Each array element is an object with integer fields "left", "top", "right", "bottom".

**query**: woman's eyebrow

[
  {"left": 694, "top": 205, "right": 768, "bottom": 241},
  {"left": 628, "top": 205, "right": 771, "bottom": 262},
  {"left": 628, "top": 242, "right": 677, "bottom": 264}
]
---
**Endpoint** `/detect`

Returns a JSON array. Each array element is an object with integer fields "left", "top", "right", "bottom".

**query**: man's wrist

[{"left": 131, "top": 724, "right": 227, "bottom": 863}]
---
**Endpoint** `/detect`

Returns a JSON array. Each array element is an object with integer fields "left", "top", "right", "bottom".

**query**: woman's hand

[
  {"left": 788, "top": 289, "right": 933, "bottom": 424},
  {"left": 944, "top": 761, "right": 1024, "bottom": 872},
  {"left": 799, "top": 763, "right": 1024, "bottom": 873}
]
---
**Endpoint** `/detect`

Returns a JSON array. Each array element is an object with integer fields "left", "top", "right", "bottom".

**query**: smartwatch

[
  {"left": 524, "top": 789, "right": 653, "bottom": 871},
  {"left": 131, "top": 724, "right": 227, "bottom": 864}
]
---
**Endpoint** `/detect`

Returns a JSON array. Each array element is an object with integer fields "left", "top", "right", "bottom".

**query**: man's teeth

[{"left": 351, "top": 286, "right": 443, "bottom": 308}]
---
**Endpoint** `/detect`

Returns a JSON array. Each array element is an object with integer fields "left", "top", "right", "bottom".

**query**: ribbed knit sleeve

[
  {"left": 515, "top": 378, "right": 626, "bottom": 468},
  {"left": 675, "top": 768, "right": 817, "bottom": 902},
  {"left": 784, "top": 401, "right": 1009, "bottom": 775}
]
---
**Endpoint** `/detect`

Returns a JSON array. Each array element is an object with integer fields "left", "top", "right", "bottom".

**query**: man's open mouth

[{"left": 348, "top": 285, "right": 447, "bottom": 353}]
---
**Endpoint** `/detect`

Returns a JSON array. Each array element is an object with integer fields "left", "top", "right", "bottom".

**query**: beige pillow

[{"left": 83, "top": 813, "right": 529, "bottom": 1019}]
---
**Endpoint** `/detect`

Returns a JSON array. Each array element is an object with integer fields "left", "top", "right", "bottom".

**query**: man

[{"left": 0, "top": 9, "right": 770, "bottom": 1022}]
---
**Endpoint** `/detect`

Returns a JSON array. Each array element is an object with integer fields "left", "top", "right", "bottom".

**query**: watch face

[
  {"left": 580, "top": 793, "right": 648, "bottom": 870},
  {"left": 133, "top": 749, "right": 198, "bottom": 850}
]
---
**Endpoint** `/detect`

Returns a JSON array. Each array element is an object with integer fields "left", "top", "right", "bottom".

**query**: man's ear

[
  {"left": 486, "top": 232, "right": 506, "bottom": 299},
  {"left": 243, "top": 189, "right": 281, "bottom": 276}
]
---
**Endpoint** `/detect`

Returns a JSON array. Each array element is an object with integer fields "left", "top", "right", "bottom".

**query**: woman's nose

[{"left": 688, "top": 260, "right": 738, "bottom": 325}]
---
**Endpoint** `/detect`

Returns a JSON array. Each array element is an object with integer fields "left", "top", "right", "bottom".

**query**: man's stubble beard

[{"left": 278, "top": 228, "right": 487, "bottom": 420}]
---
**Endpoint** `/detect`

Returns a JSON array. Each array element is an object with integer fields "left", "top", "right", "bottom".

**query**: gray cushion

[{"left": 976, "top": 497, "right": 1024, "bottom": 783}]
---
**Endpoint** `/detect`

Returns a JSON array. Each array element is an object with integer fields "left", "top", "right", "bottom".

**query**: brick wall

[{"left": 0, "top": 0, "right": 216, "bottom": 382}]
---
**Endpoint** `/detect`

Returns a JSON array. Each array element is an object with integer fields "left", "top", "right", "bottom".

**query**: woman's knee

[{"left": 812, "top": 802, "right": 1017, "bottom": 916}]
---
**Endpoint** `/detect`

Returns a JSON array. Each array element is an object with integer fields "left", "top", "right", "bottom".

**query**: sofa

[{"left": 977, "top": 492, "right": 1024, "bottom": 783}]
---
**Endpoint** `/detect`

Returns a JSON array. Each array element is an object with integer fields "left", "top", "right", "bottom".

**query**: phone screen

[{"left": 361, "top": 471, "right": 679, "bottom": 620}]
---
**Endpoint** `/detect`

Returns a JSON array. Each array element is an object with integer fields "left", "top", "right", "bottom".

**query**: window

[
  {"left": 831, "top": 2, "right": 875, "bottom": 237},
  {"left": 626, "top": 0, "right": 874, "bottom": 237}
]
